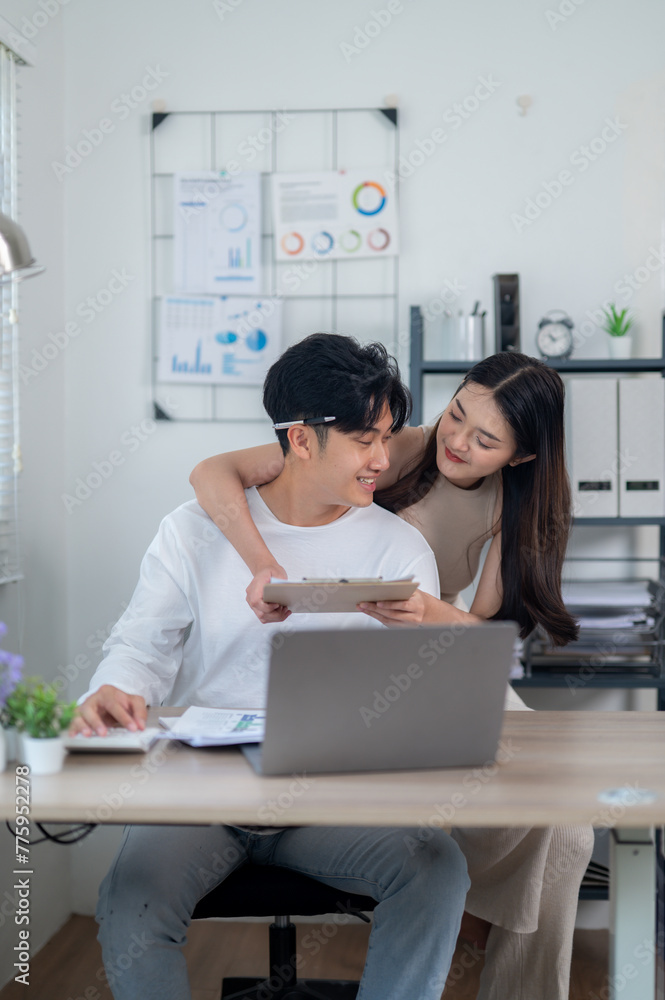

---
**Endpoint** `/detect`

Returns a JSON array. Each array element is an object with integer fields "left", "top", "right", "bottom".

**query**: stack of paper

[
  {"left": 159, "top": 707, "right": 265, "bottom": 747},
  {"left": 562, "top": 580, "right": 654, "bottom": 610},
  {"left": 529, "top": 578, "right": 661, "bottom": 664}
]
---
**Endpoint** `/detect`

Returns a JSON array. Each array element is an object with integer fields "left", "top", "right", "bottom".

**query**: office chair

[{"left": 192, "top": 862, "right": 377, "bottom": 999}]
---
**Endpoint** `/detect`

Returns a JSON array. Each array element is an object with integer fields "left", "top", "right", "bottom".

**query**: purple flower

[{"left": 0, "top": 622, "right": 23, "bottom": 712}]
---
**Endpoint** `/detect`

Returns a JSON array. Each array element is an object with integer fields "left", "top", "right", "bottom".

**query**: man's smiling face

[{"left": 311, "top": 401, "right": 394, "bottom": 510}]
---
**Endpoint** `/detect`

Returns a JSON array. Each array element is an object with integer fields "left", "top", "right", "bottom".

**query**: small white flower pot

[
  {"left": 20, "top": 735, "right": 66, "bottom": 775},
  {"left": 608, "top": 336, "right": 632, "bottom": 360},
  {"left": 2, "top": 725, "right": 17, "bottom": 763}
]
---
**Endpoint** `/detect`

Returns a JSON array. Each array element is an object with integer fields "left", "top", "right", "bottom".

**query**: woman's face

[{"left": 436, "top": 383, "right": 533, "bottom": 488}]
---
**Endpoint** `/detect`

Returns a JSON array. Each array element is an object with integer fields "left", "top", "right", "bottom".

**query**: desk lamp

[{"left": 0, "top": 210, "right": 44, "bottom": 281}]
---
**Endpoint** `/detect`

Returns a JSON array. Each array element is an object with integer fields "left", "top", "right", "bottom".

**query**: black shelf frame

[
  {"left": 513, "top": 674, "right": 665, "bottom": 710},
  {"left": 578, "top": 885, "right": 609, "bottom": 901}
]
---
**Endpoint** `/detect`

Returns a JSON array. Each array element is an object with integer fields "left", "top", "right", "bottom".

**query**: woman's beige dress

[{"left": 399, "top": 461, "right": 594, "bottom": 1000}]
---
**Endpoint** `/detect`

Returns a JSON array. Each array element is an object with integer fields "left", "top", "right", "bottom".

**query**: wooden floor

[{"left": 0, "top": 914, "right": 608, "bottom": 1000}]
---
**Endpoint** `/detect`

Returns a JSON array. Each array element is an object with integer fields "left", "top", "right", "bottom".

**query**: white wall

[
  {"left": 60, "top": 0, "right": 665, "bottom": 684},
  {"left": 58, "top": 0, "right": 665, "bottom": 916},
  {"left": 1, "top": 0, "right": 663, "bottom": 974},
  {"left": 0, "top": 2, "right": 70, "bottom": 989}
]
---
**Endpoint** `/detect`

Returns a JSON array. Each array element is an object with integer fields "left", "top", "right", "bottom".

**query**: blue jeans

[{"left": 96, "top": 823, "right": 469, "bottom": 1000}]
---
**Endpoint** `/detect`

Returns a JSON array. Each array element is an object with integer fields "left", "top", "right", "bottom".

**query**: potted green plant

[
  {"left": 602, "top": 303, "right": 634, "bottom": 359},
  {"left": 8, "top": 678, "right": 76, "bottom": 775},
  {"left": 0, "top": 622, "right": 24, "bottom": 770},
  {"left": 4, "top": 680, "right": 32, "bottom": 765}
]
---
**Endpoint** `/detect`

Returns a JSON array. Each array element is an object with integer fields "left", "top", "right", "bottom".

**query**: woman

[{"left": 190, "top": 350, "right": 593, "bottom": 1000}]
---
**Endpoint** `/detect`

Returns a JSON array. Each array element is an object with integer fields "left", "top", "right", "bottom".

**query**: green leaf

[
  {"left": 6, "top": 677, "right": 77, "bottom": 738},
  {"left": 602, "top": 302, "right": 633, "bottom": 337}
]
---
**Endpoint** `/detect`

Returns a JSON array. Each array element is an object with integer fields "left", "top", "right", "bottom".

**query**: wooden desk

[
  {"left": 1, "top": 711, "right": 663, "bottom": 826},
  {"left": 1, "top": 711, "right": 663, "bottom": 1000}
]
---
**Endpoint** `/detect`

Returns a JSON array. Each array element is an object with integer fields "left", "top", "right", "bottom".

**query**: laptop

[{"left": 242, "top": 622, "right": 517, "bottom": 776}]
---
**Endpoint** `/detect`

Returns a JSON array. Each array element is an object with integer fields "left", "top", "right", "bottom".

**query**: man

[{"left": 75, "top": 333, "right": 469, "bottom": 1000}]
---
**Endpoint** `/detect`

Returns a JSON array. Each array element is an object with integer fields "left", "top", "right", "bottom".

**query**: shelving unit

[
  {"left": 409, "top": 305, "right": 665, "bottom": 928},
  {"left": 409, "top": 305, "right": 665, "bottom": 424},
  {"left": 517, "top": 567, "right": 665, "bottom": 712},
  {"left": 408, "top": 303, "right": 665, "bottom": 711}
]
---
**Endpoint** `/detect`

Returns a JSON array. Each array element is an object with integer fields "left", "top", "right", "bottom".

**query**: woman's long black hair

[{"left": 377, "top": 353, "right": 578, "bottom": 646}]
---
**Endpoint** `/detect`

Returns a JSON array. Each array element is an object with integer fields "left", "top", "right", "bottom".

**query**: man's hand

[
  {"left": 246, "top": 565, "right": 292, "bottom": 624},
  {"left": 69, "top": 685, "right": 147, "bottom": 737}
]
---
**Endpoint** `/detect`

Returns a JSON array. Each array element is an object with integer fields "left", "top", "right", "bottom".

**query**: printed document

[{"left": 159, "top": 707, "right": 265, "bottom": 746}]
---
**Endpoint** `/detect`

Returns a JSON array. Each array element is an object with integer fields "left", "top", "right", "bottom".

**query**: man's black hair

[{"left": 263, "top": 333, "right": 412, "bottom": 455}]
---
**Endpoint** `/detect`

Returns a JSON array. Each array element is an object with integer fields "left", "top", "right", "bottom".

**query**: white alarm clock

[{"left": 536, "top": 311, "right": 574, "bottom": 360}]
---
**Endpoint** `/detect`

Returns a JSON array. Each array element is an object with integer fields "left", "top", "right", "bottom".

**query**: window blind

[{"left": 0, "top": 41, "right": 22, "bottom": 583}]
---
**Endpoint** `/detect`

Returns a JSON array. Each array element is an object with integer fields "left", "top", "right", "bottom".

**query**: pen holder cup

[{"left": 458, "top": 316, "right": 485, "bottom": 361}]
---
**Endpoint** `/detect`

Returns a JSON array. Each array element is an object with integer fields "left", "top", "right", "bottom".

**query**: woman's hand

[
  {"left": 359, "top": 589, "right": 484, "bottom": 627},
  {"left": 247, "top": 565, "right": 292, "bottom": 624},
  {"left": 358, "top": 588, "right": 441, "bottom": 627}
]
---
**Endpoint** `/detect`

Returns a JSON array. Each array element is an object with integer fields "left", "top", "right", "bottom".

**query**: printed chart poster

[
  {"left": 157, "top": 296, "right": 282, "bottom": 385},
  {"left": 174, "top": 172, "right": 261, "bottom": 295},
  {"left": 272, "top": 169, "right": 398, "bottom": 262}
]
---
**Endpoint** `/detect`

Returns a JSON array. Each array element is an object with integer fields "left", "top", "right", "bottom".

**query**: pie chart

[
  {"left": 312, "top": 231, "right": 334, "bottom": 255},
  {"left": 281, "top": 232, "right": 305, "bottom": 255},
  {"left": 352, "top": 181, "right": 387, "bottom": 216},
  {"left": 340, "top": 229, "right": 362, "bottom": 253},
  {"left": 367, "top": 228, "right": 390, "bottom": 251},
  {"left": 220, "top": 203, "right": 248, "bottom": 232},
  {"left": 246, "top": 328, "right": 267, "bottom": 352}
]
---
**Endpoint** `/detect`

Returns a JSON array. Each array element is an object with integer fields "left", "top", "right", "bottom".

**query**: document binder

[
  {"left": 567, "top": 378, "right": 618, "bottom": 518},
  {"left": 618, "top": 377, "right": 665, "bottom": 516}
]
